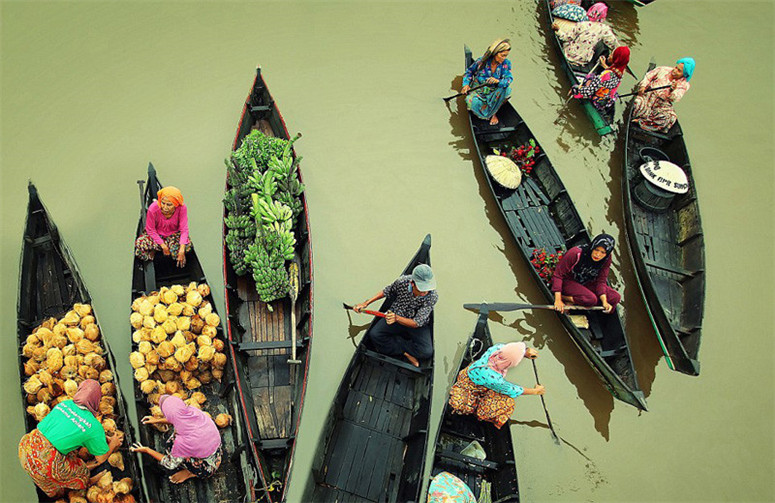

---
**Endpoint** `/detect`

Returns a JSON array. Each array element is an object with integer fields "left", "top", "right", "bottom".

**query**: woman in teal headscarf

[
  {"left": 631, "top": 58, "right": 695, "bottom": 133},
  {"left": 461, "top": 38, "right": 513, "bottom": 125}
]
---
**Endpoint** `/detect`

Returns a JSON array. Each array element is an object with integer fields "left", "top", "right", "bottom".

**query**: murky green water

[{"left": 2, "top": 1, "right": 772, "bottom": 502}]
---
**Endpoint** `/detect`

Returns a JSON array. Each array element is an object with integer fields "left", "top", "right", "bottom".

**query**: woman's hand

[
  {"left": 109, "top": 431, "right": 124, "bottom": 449},
  {"left": 130, "top": 442, "right": 149, "bottom": 455},
  {"left": 554, "top": 298, "right": 566, "bottom": 313},
  {"left": 552, "top": 21, "right": 560, "bottom": 31},
  {"left": 485, "top": 77, "right": 499, "bottom": 85},
  {"left": 533, "top": 384, "right": 546, "bottom": 395},
  {"left": 525, "top": 348, "right": 539, "bottom": 359},
  {"left": 141, "top": 415, "right": 160, "bottom": 425},
  {"left": 160, "top": 243, "right": 171, "bottom": 256},
  {"left": 176, "top": 247, "right": 186, "bottom": 268},
  {"left": 385, "top": 311, "right": 396, "bottom": 325},
  {"left": 602, "top": 300, "right": 614, "bottom": 314},
  {"left": 461, "top": 85, "right": 470, "bottom": 94},
  {"left": 599, "top": 55, "right": 608, "bottom": 68}
]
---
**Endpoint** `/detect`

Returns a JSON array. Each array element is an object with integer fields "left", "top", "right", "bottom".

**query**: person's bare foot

[
  {"left": 489, "top": 115, "right": 500, "bottom": 125},
  {"left": 403, "top": 352, "right": 420, "bottom": 367},
  {"left": 170, "top": 469, "right": 196, "bottom": 484}
]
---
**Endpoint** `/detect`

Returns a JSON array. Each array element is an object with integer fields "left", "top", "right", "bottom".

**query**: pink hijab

[
  {"left": 73, "top": 379, "right": 102, "bottom": 416},
  {"left": 160, "top": 395, "right": 221, "bottom": 458},
  {"left": 587, "top": 2, "right": 608, "bottom": 22},
  {"left": 487, "top": 342, "right": 527, "bottom": 376}
]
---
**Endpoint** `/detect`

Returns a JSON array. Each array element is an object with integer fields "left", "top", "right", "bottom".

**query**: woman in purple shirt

[
  {"left": 134, "top": 186, "right": 191, "bottom": 267},
  {"left": 552, "top": 233, "right": 620, "bottom": 314}
]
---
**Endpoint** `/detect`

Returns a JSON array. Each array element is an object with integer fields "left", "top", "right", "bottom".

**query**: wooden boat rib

[
  {"left": 309, "top": 234, "right": 434, "bottom": 503},
  {"left": 544, "top": 0, "right": 615, "bottom": 136},
  {"left": 131, "top": 164, "right": 255, "bottom": 503},
  {"left": 623, "top": 66, "right": 705, "bottom": 376},
  {"left": 18, "top": 183, "right": 145, "bottom": 502},
  {"left": 222, "top": 67, "right": 314, "bottom": 502},
  {"left": 463, "top": 45, "right": 646, "bottom": 410},
  {"left": 429, "top": 308, "right": 519, "bottom": 502}
]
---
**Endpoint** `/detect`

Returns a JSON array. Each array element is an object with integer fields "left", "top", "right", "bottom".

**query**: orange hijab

[{"left": 157, "top": 186, "right": 184, "bottom": 207}]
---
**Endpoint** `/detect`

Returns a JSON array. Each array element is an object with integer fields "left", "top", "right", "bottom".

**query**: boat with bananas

[
  {"left": 622, "top": 63, "right": 705, "bottom": 376},
  {"left": 544, "top": 0, "right": 615, "bottom": 135},
  {"left": 429, "top": 307, "right": 520, "bottom": 502},
  {"left": 462, "top": 45, "right": 646, "bottom": 410},
  {"left": 308, "top": 234, "right": 434, "bottom": 502},
  {"left": 130, "top": 164, "right": 256, "bottom": 502},
  {"left": 221, "top": 67, "right": 314, "bottom": 502},
  {"left": 18, "top": 183, "right": 145, "bottom": 502}
]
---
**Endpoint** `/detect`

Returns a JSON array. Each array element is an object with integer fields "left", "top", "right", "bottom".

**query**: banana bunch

[
  {"left": 244, "top": 234, "right": 290, "bottom": 303},
  {"left": 251, "top": 193, "right": 292, "bottom": 229}
]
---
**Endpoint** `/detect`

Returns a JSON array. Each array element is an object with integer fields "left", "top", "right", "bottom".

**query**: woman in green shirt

[{"left": 18, "top": 379, "right": 124, "bottom": 498}]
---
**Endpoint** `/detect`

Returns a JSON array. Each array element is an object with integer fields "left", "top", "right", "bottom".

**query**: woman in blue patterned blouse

[
  {"left": 449, "top": 342, "right": 544, "bottom": 428},
  {"left": 461, "top": 38, "right": 514, "bottom": 125}
]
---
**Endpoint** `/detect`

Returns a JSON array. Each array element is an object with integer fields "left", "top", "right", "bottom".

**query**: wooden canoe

[
  {"left": 622, "top": 68, "right": 705, "bottom": 376},
  {"left": 221, "top": 67, "right": 314, "bottom": 502},
  {"left": 130, "top": 164, "right": 255, "bottom": 502},
  {"left": 429, "top": 308, "right": 519, "bottom": 502},
  {"left": 544, "top": 0, "right": 615, "bottom": 136},
  {"left": 463, "top": 45, "right": 647, "bottom": 410},
  {"left": 18, "top": 183, "right": 145, "bottom": 502},
  {"left": 308, "top": 234, "right": 434, "bottom": 502}
]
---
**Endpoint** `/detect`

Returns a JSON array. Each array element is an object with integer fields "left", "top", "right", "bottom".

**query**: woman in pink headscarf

[
  {"left": 18, "top": 380, "right": 124, "bottom": 497},
  {"left": 449, "top": 342, "right": 544, "bottom": 428},
  {"left": 131, "top": 395, "right": 223, "bottom": 484},
  {"left": 134, "top": 186, "right": 192, "bottom": 267},
  {"left": 552, "top": 2, "right": 620, "bottom": 69}
]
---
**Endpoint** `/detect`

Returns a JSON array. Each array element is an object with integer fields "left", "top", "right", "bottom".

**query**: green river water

[{"left": 1, "top": 1, "right": 772, "bottom": 502}]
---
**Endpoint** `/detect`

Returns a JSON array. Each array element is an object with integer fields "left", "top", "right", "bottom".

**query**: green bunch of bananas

[{"left": 244, "top": 234, "right": 290, "bottom": 303}]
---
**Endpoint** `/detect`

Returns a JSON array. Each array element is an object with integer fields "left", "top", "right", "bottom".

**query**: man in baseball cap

[{"left": 354, "top": 264, "right": 437, "bottom": 367}]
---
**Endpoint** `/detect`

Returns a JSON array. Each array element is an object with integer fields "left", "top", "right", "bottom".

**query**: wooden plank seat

[
  {"left": 362, "top": 348, "right": 427, "bottom": 375},
  {"left": 235, "top": 338, "right": 307, "bottom": 352},
  {"left": 643, "top": 258, "right": 699, "bottom": 279},
  {"left": 436, "top": 450, "right": 500, "bottom": 471}
]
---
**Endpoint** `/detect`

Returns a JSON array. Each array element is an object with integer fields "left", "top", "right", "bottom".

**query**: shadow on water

[
  {"left": 447, "top": 98, "right": 617, "bottom": 440},
  {"left": 345, "top": 310, "right": 372, "bottom": 348},
  {"left": 603, "top": 118, "right": 664, "bottom": 397}
]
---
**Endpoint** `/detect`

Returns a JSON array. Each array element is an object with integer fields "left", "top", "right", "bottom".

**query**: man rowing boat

[{"left": 353, "top": 264, "right": 437, "bottom": 367}]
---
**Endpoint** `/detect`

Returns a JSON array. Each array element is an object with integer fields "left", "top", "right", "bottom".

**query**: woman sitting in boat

[
  {"left": 18, "top": 380, "right": 125, "bottom": 498},
  {"left": 131, "top": 395, "right": 223, "bottom": 484},
  {"left": 353, "top": 264, "right": 437, "bottom": 367},
  {"left": 449, "top": 342, "right": 544, "bottom": 429},
  {"left": 460, "top": 38, "right": 513, "bottom": 126},
  {"left": 553, "top": 2, "right": 619, "bottom": 69},
  {"left": 571, "top": 46, "right": 630, "bottom": 112},
  {"left": 552, "top": 233, "right": 620, "bottom": 314},
  {"left": 631, "top": 58, "right": 694, "bottom": 133},
  {"left": 134, "top": 186, "right": 192, "bottom": 268}
]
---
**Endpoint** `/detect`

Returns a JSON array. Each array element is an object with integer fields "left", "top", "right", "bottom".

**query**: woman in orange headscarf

[
  {"left": 449, "top": 342, "right": 544, "bottom": 428},
  {"left": 134, "top": 186, "right": 192, "bottom": 267}
]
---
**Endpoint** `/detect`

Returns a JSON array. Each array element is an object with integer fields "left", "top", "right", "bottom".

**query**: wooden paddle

[
  {"left": 532, "top": 359, "right": 561, "bottom": 445},
  {"left": 553, "top": 58, "right": 603, "bottom": 124},
  {"left": 463, "top": 302, "right": 605, "bottom": 312},
  {"left": 287, "top": 256, "right": 301, "bottom": 365},
  {"left": 343, "top": 302, "right": 387, "bottom": 318},
  {"left": 443, "top": 82, "right": 492, "bottom": 102},
  {"left": 617, "top": 84, "right": 672, "bottom": 100}
]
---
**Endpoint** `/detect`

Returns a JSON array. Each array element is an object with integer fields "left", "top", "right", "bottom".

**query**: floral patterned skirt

[
  {"left": 134, "top": 231, "right": 192, "bottom": 261},
  {"left": 18, "top": 429, "right": 89, "bottom": 498},
  {"left": 466, "top": 83, "right": 512, "bottom": 121},
  {"left": 163, "top": 433, "right": 223, "bottom": 479},
  {"left": 632, "top": 95, "right": 677, "bottom": 133},
  {"left": 449, "top": 367, "right": 515, "bottom": 429}
]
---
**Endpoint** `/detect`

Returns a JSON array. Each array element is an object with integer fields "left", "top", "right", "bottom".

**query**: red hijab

[{"left": 609, "top": 46, "right": 630, "bottom": 74}]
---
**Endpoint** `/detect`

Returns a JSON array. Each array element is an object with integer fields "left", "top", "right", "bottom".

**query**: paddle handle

[
  {"left": 618, "top": 84, "right": 672, "bottom": 99},
  {"left": 443, "top": 82, "right": 491, "bottom": 102},
  {"left": 343, "top": 303, "right": 387, "bottom": 318}
]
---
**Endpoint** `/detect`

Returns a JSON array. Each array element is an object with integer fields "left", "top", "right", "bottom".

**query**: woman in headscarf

[
  {"left": 134, "top": 186, "right": 192, "bottom": 267},
  {"left": 449, "top": 342, "right": 544, "bottom": 429},
  {"left": 461, "top": 38, "right": 514, "bottom": 125},
  {"left": 131, "top": 395, "right": 223, "bottom": 484},
  {"left": 631, "top": 58, "right": 694, "bottom": 133},
  {"left": 552, "top": 2, "right": 620, "bottom": 69},
  {"left": 552, "top": 233, "right": 620, "bottom": 314},
  {"left": 18, "top": 380, "right": 124, "bottom": 498},
  {"left": 571, "top": 45, "right": 630, "bottom": 112}
]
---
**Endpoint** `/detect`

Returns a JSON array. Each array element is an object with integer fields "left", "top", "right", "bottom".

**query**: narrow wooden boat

[
  {"left": 544, "top": 0, "right": 615, "bottom": 136},
  {"left": 18, "top": 183, "right": 145, "bottom": 502},
  {"left": 222, "top": 67, "right": 314, "bottom": 502},
  {"left": 308, "top": 234, "right": 434, "bottom": 502},
  {"left": 463, "top": 46, "right": 646, "bottom": 410},
  {"left": 130, "top": 164, "right": 255, "bottom": 502},
  {"left": 622, "top": 66, "right": 705, "bottom": 376},
  {"left": 429, "top": 307, "right": 519, "bottom": 502}
]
